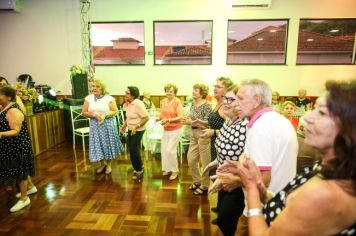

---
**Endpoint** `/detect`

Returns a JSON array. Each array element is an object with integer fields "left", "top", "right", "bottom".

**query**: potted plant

[{"left": 69, "top": 65, "right": 89, "bottom": 99}]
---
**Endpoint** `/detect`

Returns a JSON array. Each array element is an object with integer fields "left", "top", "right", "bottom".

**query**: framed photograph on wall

[
  {"left": 227, "top": 19, "right": 289, "bottom": 65},
  {"left": 91, "top": 21, "right": 145, "bottom": 65},
  {"left": 297, "top": 18, "right": 356, "bottom": 65},
  {"left": 154, "top": 21, "right": 213, "bottom": 65}
]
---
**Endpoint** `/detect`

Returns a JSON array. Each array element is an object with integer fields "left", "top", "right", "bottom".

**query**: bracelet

[{"left": 247, "top": 208, "right": 263, "bottom": 217}]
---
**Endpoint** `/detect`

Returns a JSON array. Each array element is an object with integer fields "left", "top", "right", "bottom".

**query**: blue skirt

[{"left": 89, "top": 117, "right": 123, "bottom": 162}]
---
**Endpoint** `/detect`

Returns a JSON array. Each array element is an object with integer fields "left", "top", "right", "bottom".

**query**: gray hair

[{"left": 240, "top": 79, "right": 272, "bottom": 106}]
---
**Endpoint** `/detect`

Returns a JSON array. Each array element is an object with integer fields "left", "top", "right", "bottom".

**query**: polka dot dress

[
  {"left": 215, "top": 119, "right": 247, "bottom": 165},
  {"left": 0, "top": 103, "right": 35, "bottom": 186},
  {"left": 89, "top": 117, "right": 123, "bottom": 163},
  {"left": 263, "top": 163, "right": 356, "bottom": 235}
]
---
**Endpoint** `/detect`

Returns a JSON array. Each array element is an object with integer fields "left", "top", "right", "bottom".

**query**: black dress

[
  {"left": 263, "top": 164, "right": 356, "bottom": 236},
  {"left": 0, "top": 103, "right": 35, "bottom": 186},
  {"left": 207, "top": 104, "right": 225, "bottom": 176}
]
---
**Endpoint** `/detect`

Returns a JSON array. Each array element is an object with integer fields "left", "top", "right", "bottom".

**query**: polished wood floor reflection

[{"left": 0, "top": 142, "right": 223, "bottom": 236}]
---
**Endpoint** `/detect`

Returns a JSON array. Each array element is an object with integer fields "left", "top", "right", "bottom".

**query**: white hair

[{"left": 240, "top": 79, "right": 272, "bottom": 106}]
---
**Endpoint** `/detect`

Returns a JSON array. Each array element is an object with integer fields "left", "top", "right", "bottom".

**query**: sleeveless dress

[
  {"left": 207, "top": 104, "right": 224, "bottom": 175},
  {"left": 263, "top": 163, "right": 356, "bottom": 235},
  {"left": 0, "top": 103, "right": 35, "bottom": 186}
]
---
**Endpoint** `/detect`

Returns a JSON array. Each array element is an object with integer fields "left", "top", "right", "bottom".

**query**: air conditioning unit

[
  {"left": 232, "top": 0, "right": 272, "bottom": 8},
  {"left": 0, "top": 0, "right": 21, "bottom": 12}
]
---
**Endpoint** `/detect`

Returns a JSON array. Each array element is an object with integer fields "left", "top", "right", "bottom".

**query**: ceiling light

[
  {"left": 257, "top": 38, "right": 263, "bottom": 41},
  {"left": 160, "top": 39, "right": 165, "bottom": 42},
  {"left": 228, "top": 30, "right": 235, "bottom": 33},
  {"left": 155, "top": 32, "right": 159, "bottom": 34},
  {"left": 306, "top": 38, "right": 314, "bottom": 42},
  {"left": 269, "top": 29, "right": 277, "bottom": 32}
]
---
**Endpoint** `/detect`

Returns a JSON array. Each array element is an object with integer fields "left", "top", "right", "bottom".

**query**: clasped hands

[
  {"left": 94, "top": 112, "right": 106, "bottom": 125},
  {"left": 207, "top": 155, "right": 268, "bottom": 202}
]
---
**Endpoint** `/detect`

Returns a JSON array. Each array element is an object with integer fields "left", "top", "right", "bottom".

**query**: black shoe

[
  {"left": 211, "top": 207, "right": 218, "bottom": 213},
  {"left": 211, "top": 218, "right": 218, "bottom": 225}
]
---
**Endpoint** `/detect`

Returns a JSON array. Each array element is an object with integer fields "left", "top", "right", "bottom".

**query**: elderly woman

[
  {"left": 201, "top": 84, "right": 247, "bottom": 236},
  {"left": 184, "top": 83, "right": 212, "bottom": 195},
  {"left": 0, "top": 76, "right": 26, "bottom": 114},
  {"left": 282, "top": 100, "right": 299, "bottom": 131},
  {"left": 157, "top": 84, "right": 183, "bottom": 180},
  {"left": 142, "top": 91, "right": 155, "bottom": 111},
  {"left": 0, "top": 86, "right": 35, "bottom": 212},
  {"left": 271, "top": 91, "right": 282, "bottom": 113},
  {"left": 195, "top": 77, "right": 232, "bottom": 222},
  {"left": 82, "top": 80, "right": 123, "bottom": 174},
  {"left": 0, "top": 77, "right": 37, "bottom": 198},
  {"left": 120, "top": 86, "right": 149, "bottom": 181},
  {"left": 238, "top": 80, "right": 356, "bottom": 236}
]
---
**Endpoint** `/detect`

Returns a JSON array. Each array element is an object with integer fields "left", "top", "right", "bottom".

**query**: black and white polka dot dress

[
  {"left": 0, "top": 103, "right": 35, "bottom": 186},
  {"left": 215, "top": 119, "right": 247, "bottom": 165},
  {"left": 263, "top": 163, "right": 356, "bottom": 235}
]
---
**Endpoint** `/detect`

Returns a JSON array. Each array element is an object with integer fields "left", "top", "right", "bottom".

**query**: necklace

[
  {"left": 214, "top": 101, "right": 223, "bottom": 112},
  {"left": 0, "top": 102, "right": 15, "bottom": 115},
  {"left": 94, "top": 95, "right": 104, "bottom": 102},
  {"left": 227, "top": 116, "right": 240, "bottom": 126}
]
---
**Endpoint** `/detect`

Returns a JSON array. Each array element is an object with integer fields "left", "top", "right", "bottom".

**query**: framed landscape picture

[
  {"left": 91, "top": 21, "right": 145, "bottom": 65},
  {"left": 154, "top": 21, "right": 213, "bottom": 65},
  {"left": 227, "top": 19, "right": 289, "bottom": 65}
]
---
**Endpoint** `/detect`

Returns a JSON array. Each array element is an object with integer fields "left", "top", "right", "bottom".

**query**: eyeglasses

[
  {"left": 222, "top": 96, "right": 236, "bottom": 104},
  {"left": 214, "top": 85, "right": 225, "bottom": 89}
]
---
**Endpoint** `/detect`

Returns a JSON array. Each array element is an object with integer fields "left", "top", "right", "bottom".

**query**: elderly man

[{"left": 215, "top": 79, "right": 298, "bottom": 236}]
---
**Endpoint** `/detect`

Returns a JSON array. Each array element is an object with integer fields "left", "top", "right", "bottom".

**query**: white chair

[
  {"left": 70, "top": 105, "right": 90, "bottom": 158},
  {"left": 114, "top": 109, "right": 127, "bottom": 151},
  {"left": 178, "top": 136, "right": 190, "bottom": 164}
]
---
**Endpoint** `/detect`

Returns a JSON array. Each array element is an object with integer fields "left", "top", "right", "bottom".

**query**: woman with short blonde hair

[
  {"left": 185, "top": 83, "right": 212, "bottom": 195},
  {"left": 82, "top": 79, "right": 123, "bottom": 174},
  {"left": 158, "top": 83, "right": 183, "bottom": 180}
]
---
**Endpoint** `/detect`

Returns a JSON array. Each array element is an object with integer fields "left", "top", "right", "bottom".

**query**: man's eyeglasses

[{"left": 222, "top": 96, "right": 236, "bottom": 104}]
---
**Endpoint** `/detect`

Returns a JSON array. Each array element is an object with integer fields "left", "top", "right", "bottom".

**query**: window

[
  {"left": 154, "top": 21, "right": 213, "bottom": 65},
  {"left": 297, "top": 19, "right": 356, "bottom": 65},
  {"left": 227, "top": 19, "right": 289, "bottom": 65},
  {"left": 91, "top": 22, "right": 145, "bottom": 65}
]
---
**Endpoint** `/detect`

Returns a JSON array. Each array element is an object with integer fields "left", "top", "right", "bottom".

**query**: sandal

[
  {"left": 193, "top": 186, "right": 208, "bottom": 195},
  {"left": 188, "top": 183, "right": 201, "bottom": 191}
]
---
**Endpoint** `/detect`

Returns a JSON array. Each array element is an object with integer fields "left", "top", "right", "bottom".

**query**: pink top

[
  {"left": 126, "top": 99, "right": 148, "bottom": 131},
  {"left": 160, "top": 97, "right": 183, "bottom": 131}
]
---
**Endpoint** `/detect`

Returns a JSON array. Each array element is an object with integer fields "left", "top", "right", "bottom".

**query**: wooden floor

[{"left": 0, "top": 142, "right": 223, "bottom": 236}]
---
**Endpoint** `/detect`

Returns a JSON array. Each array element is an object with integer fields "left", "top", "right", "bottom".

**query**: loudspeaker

[{"left": 71, "top": 74, "right": 89, "bottom": 99}]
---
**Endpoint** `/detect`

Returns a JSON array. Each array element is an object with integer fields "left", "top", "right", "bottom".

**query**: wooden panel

[
  {"left": 25, "top": 109, "right": 66, "bottom": 156},
  {"left": 0, "top": 142, "right": 223, "bottom": 235}
]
